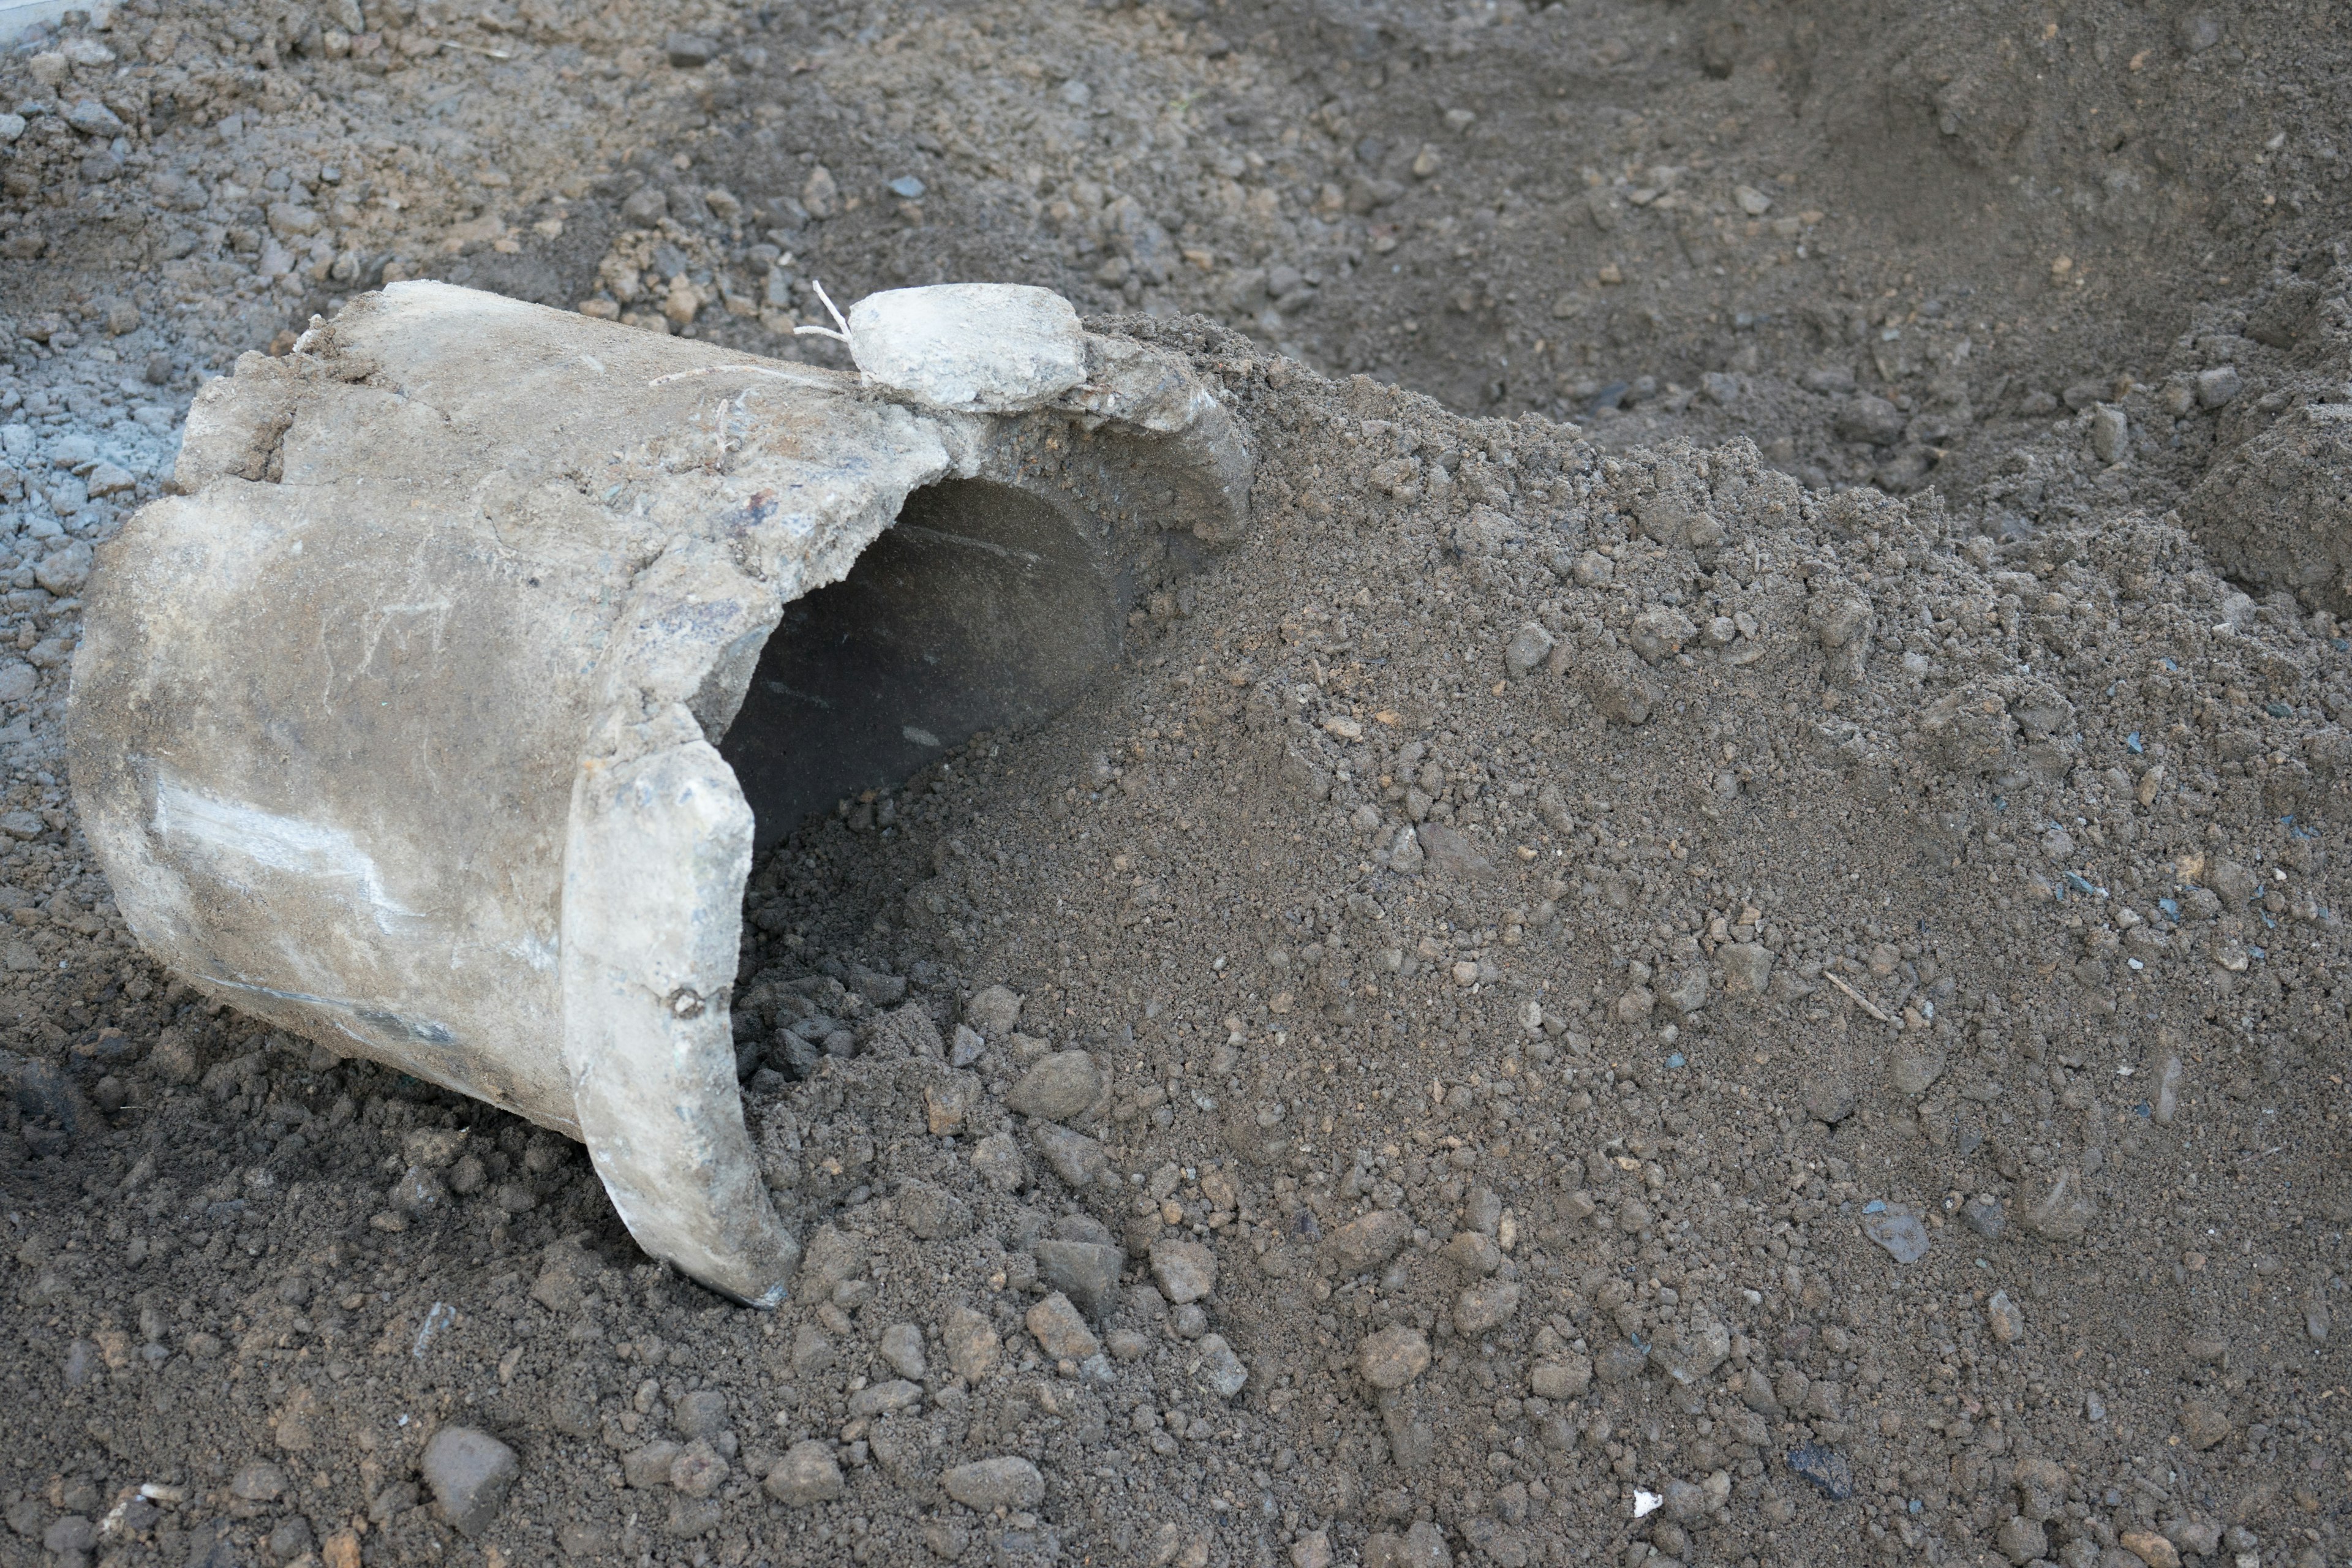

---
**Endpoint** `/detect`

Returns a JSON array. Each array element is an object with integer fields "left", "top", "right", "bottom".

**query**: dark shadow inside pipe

[{"left": 719, "top": 478, "right": 1122, "bottom": 849}]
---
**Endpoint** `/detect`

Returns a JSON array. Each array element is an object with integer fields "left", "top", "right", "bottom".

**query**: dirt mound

[{"left": 2, "top": 0, "right": 2351, "bottom": 1566}]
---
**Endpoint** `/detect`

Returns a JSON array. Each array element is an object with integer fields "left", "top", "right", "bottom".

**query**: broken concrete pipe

[{"left": 67, "top": 281, "right": 1253, "bottom": 1305}]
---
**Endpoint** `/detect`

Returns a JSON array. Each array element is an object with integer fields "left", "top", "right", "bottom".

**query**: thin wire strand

[{"left": 793, "top": 277, "right": 854, "bottom": 344}]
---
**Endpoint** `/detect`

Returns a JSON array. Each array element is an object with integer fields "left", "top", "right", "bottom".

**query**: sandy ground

[{"left": 1, "top": 2, "right": 2350, "bottom": 1567}]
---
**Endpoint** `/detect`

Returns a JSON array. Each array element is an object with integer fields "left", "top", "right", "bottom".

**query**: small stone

[
  {"left": 2195, "top": 366, "right": 2241, "bottom": 409},
  {"left": 1503, "top": 623, "right": 1554, "bottom": 678},
  {"left": 1721, "top": 943, "right": 1774, "bottom": 995},
  {"left": 1996, "top": 1515, "right": 2049, "bottom": 1566},
  {"left": 1291, "top": 1529, "right": 1335, "bottom": 1568},
  {"left": 663, "top": 32, "right": 718, "bottom": 66},
  {"left": 1651, "top": 1319, "right": 1731, "bottom": 1385},
  {"left": 1005, "top": 1051, "right": 1102, "bottom": 1121},
  {"left": 64, "top": 98, "right": 125, "bottom": 136},
  {"left": 1031, "top": 1123, "right": 1109, "bottom": 1187},
  {"left": 1193, "top": 1332, "right": 1249, "bottom": 1398},
  {"left": 1987, "top": 1290, "right": 2026, "bottom": 1344},
  {"left": 2024, "top": 1167, "right": 2096, "bottom": 1241},
  {"left": 1454, "top": 1278, "right": 1520, "bottom": 1335},
  {"left": 1358, "top": 1325, "right": 1432, "bottom": 1389},
  {"left": 1397, "top": 1520, "right": 1453, "bottom": 1568},
  {"left": 1802, "top": 1080, "right": 1856, "bottom": 1125},
  {"left": 971, "top": 1132, "right": 1027, "bottom": 1192},
  {"left": 673, "top": 1389, "right": 729, "bottom": 1440},
  {"left": 2090, "top": 404, "right": 2130, "bottom": 465},
  {"left": 667, "top": 1441, "right": 727, "bottom": 1498},
  {"left": 1594, "top": 1342, "right": 1648, "bottom": 1384},
  {"left": 848, "top": 286, "right": 1089, "bottom": 414},
  {"left": 880, "top": 1322, "right": 927, "bottom": 1380},
  {"left": 899, "top": 1182, "right": 974, "bottom": 1240},
  {"left": 2177, "top": 1399, "right": 2232, "bottom": 1450},
  {"left": 965, "top": 984, "right": 1023, "bottom": 1036},
  {"left": 1324, "top": 1210, "right": 1412, "bottom": 1273},
  {"left": 941, "top": 1456, "right": 1045, "bottom": 1512},
  {"left": 1893, "top": 1048, "right": 1947, "bottom": 1097},
  {"left": 43, "top": 1517, "right": 95, "bottom": 1557},
  {"left": 763, "top": 1440, "right": 843, "bottom": 1505},
  {"left": 1035, "top": 1238, "right": 1125, "bottom": 1317},
  {"left": 943, "top": 1305, "right": 1000, "bottom": 1382},
  {"left": 420, "top": 1426, "right": 519, "bottom": 1539},
  {"left": 1662, "top": 1478, "right": 1708, "bottom": 1523},
  {"left": 622, "top": 1442, "right": 683, "bottom": 1490},
  {"left": 230, "top": 1460, "right": 288, "bottom": 1501},
  {"left": 846, "top": 1380, "right": 923, "bottom": 1418},
  {"left": 2122, "top": 1531, "right": 2182, "bottom": 1568},
  {"left": 922, "top": 1081, "right": 973, "bottom": 1136},
  {"left": 1442, "top": 1231, "right": 1501, "bottom": 1275},
  {"left": 1529, "top": 1357, "right": 1592, "bottom": 1400},
  {"left": 1860, "top": 1207, "right": 1931, "bottom": 1264},
  {"left": 2153, "top": 1055, "right": 2185, "bottom": 1126},
  {"left": 1025, "top": 1292, "right": 1101, "bottom": 1360},
  {"left": 1149, "top": 1239, "right": 1218, "bottom": 1304},
  {"left": 1962, "top": 1199, "right": 2007, "bottom": 1240}
]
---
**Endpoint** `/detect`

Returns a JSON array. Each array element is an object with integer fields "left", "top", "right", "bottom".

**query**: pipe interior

[{"left": 718, "top": 477, "right": 1123, "bottom": 848}]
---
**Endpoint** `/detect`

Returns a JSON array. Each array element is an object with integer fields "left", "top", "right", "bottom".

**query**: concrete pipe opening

[
  {"left": 67, "top": 282, "right": 1251, "bottom": 1306},
  {"left": 722, "top": 478, "right": 1123, "bottom": 848}
]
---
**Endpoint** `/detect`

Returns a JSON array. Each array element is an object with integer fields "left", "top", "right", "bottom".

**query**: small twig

[
  {"left": 793, "top": 277, "right": 853, "bottom": 344},
  {"left": 1823, "top": 971, "right": 1892, "bottom": 1024}
]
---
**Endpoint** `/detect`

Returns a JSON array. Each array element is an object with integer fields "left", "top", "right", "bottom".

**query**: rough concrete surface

[{"left": 3, "top": 1, "right": 2352, "bottom": 1568}]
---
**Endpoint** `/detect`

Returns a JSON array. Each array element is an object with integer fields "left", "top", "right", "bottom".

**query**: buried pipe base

[{"left": 67, "top": 281, "right": 1252, "bottom": 1304}]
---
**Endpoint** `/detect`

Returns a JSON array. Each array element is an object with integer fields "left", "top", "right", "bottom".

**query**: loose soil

[{"left": 1, "top": 4, "right": 2349, "bottom": 1568}]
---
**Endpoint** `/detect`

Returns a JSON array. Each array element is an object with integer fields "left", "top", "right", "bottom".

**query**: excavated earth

[{"left": 2, "top": 3, "right": 2351, "bottom": 1568}]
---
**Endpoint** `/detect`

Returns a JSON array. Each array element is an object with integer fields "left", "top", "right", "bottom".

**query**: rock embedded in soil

[
  {"left": 1148, "top": 1238, "right": 1218, "bottom": 1303},
  {"left": 420, "top": 1426, "right": 519, "bottom": 1539},
  {"left": 941, "top": 1456, "right": 1045, "bottom": 1512},
  {"left": 1358, "top": 1325, "right": 1433, "bottom": 1389},
  {"left": 763, "top": 1441, "right": 843, "bottom": 1506},
  {"left": 1001, "top": 1049, "right": 1102, "bottom": 1121}
]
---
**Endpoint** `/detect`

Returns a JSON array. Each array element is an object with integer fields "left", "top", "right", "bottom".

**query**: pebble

[
  {"left": 899, "top": 1182, "right": 975, "bottom": 1240},
  {"left": 2024, "top": 1167, "right": 2096, "bottom": 1241},
  {"left": 1035, "top": 1238, "right": 1125, "bottom": 1317},
  {"left": 673, "top": 1389, "right": 729, "bottom": 1439},
  {"left": 1030, "top": 1122, "right": 1108, "bottom": 1186},
  {"left": 963, "top": 985, "right": 1024, "bottom": 1036},
  {"left": 1004, "top": 1050, "right": 1103, "bottom": 1121},
  {"left": 763, "top": 1441, "right": 844, "bottom": 1505},
  {"left": 971, "top": 1132, "right": 1028, "bottom": 1192},
  {"left": 1191, "top": 1332, "right": 1248, "bottom": 1398},
  {"left": 1148, "top": 1238, "right": 1218, "bottom": 1304},
  {"left": 1025, "top": 1292, "right": 1102, "bottom": 1360},
  {"left": 846, "top": 1380, "right": 923, "bottom": 1418},
  {"left": 2122, "top": 1531, "right": 2182, "bottom": 1568},
  {"left": 667, "top": 1441, "right": 726, "bottom": 1498},
  {"left": 624, "top": 1441, "right": 682, "bottom": 1489},
  {"left": 880, "top": 1322, "right": 928, "bottom": 1379},
  {"left": 943, "top": 1306, "right": 1001, "bottom": 1381},
  {"left": 1962, "top": 1198, "right": 2007, "bottom": 1240},
  {"left": 941, "top": 1456, "right": 1046, "bottom": 1512},
  {"left": 1453, "top": 1278, "right": 1520, "bottom": 1335},
  {"left": 1324, "top": 1210, "right": 1412, "bottom": 1273},
  {"left": 2177, "top": 1399, "right": 2233, "bottom": 1450},
  {"left": 1529, "top": 1355, "right": 1592, "bottom": 1399},
  {"left": 1860, "top": 1207, "right": 1930, "bottom": 1264},
  {"left": 1997, "top": 1515, "right": 2049, "bottom": 1566},
  {"left": 420, "top": 1426, "right": 519, "bottom": 1539},
  {"left": 1357, "top": 1325, "right": 1431, "bottom": 1389},
  {"left": 1987, "top": 1290, "right": 2026, "bottom": 1344}
]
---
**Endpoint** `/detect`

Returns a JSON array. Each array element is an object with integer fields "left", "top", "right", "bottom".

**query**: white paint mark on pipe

[{"left": 153, "top": 777, "right": 421, "bottom": 933}]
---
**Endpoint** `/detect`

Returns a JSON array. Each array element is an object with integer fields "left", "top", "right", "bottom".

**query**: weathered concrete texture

[{"left": 67, "top": 281, "right": 1250, "bottom": 1305}]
